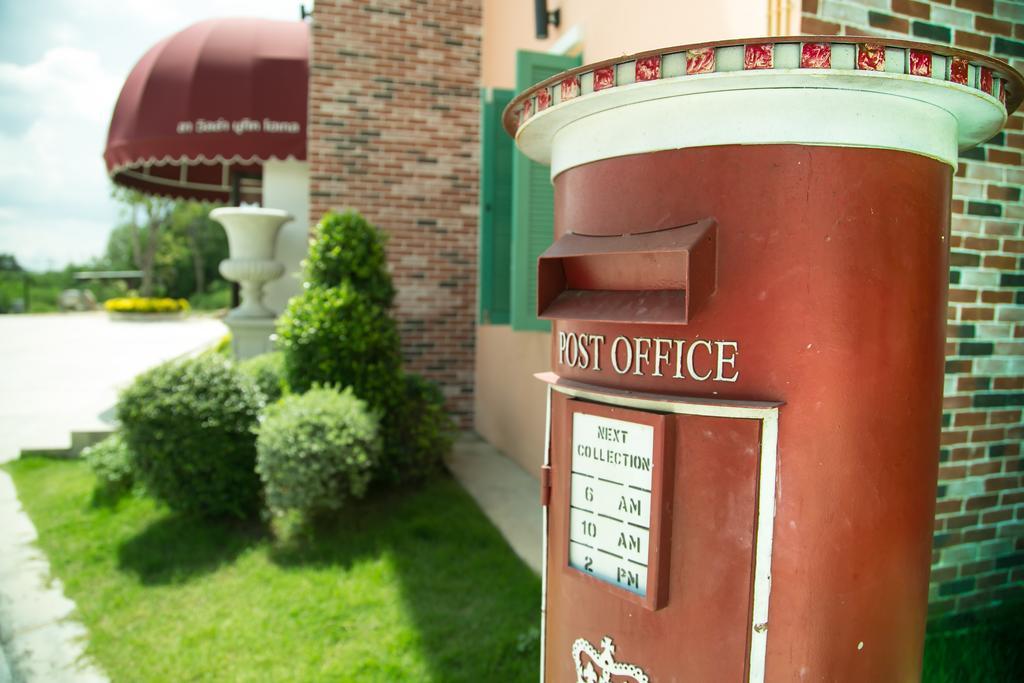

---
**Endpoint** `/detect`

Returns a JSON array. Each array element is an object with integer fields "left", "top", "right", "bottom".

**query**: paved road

[
  {"left": 0, "top": 311, "right": 226, "bottom": 683},
  {"left": 0, "top": 312, "right": 227, "bottom": 463}
]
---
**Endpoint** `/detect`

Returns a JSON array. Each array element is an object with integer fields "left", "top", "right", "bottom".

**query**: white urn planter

[
  {"left": 212, "top": 207, "right": 290, "bottom": 318},
  {"left": 211, "top": 207, "right": 292, "bottom": 359}
]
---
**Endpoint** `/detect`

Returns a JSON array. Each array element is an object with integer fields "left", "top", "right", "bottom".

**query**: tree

[
  {"left": 168, "top": 202, "right": 227, "bottom": 297},
  {"left": 107, "top": 190, "right": 227, "bottom": 298},
  {"left": 184, "top": 205, "right": 207, "bottom": 294},
  {"left": 0, "top": 254, "right": 22, "bottom": 272},
  {"left": 100, "top": 223, "right": 137, "bottom": 271},
  {"left": 112, "top": 188, "right": 176, "bottom": 297}
]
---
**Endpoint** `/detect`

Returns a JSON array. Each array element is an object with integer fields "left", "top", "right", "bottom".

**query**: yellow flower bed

[{"left": 104, "top": 297, "right": 191, "bottom": 314}]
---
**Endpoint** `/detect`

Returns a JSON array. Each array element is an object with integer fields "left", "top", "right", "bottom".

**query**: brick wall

[
  {"left": 801, "top": 0, "right": 1024, "bottom": 616},
  {"left": 308, "top": 0, "right": 481, "bottom": 426}
]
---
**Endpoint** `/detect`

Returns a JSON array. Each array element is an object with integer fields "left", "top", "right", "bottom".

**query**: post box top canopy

[
  {"left": 506, "top": 36, "right": 1024, "bottom": 176},
  {"left": 103, "top": 17, "right": 308, "bottom": 203}
]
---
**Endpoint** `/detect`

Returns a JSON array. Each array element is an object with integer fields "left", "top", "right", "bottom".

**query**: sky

[{"left": 0, "top": 0, "right": 303, "bottom": 271}]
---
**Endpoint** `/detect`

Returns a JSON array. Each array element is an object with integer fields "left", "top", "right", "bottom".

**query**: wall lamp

[{"left": 535, "top": 0, "right": 561, "bottom": 39}]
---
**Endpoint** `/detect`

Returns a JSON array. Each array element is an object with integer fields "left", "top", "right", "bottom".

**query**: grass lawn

[
  {"left": 921, "top": 604, "right": 1023, "bottom": 683},
  {"left": 4, "top": 458, "right": 541, "bottom": 682},
  {"left": 6, "top": 459, "right": 1021, "bottom": 682}
]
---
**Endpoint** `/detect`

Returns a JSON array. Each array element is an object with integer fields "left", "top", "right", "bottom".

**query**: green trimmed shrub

[
  {"left": 256, "top": 386, "right": 380, "bottom": 518},
  {"left": 305, "top": 210, "right": 395, "bottom": 307},
  {"left": 377, "top": 373, "right": 456, "bottom": 484},
  {"left": 116, "top": 354, "right": 263, "bottom": 518},
  {"left": 239, "top": 351, "right": 287, "bottom": 404},
  {"left": 83, "top": 432, "right": 135, "bottom": 499},
  {"left": 213, "top": 333, "right": 232, "bottom": 356},
  {"left": 281, "top": 207, "right": 457, "bottom": 489},
  {"left": 277, "top": 282, "right": 402, "bottom": 409}
]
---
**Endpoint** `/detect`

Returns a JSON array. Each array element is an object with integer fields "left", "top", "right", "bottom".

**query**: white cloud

[
  {"left": 0, "top": 46, "right": 121, "bottom": 268},
  {"left": 0, "top": 1, "right": 304, "bottom": 271},
  {"left": 0, "top": 209, "right": 110, "bottom": 271},
  {"left": 0, "top": 46, "right": 120, "bottom": 197}
]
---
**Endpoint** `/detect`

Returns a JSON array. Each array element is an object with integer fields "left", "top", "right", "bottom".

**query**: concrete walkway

[
  {"left": 0, "top": 475, "right": 106, "bottom": 683},
  {"left": 447, "top": 433, "right": 542, "bottom": 575},
  {"left": 0, "top": 312, "right": 227, "bottom": 683},
  {"left": 0, "top": 312, "right": 228, "bottom": 462}
]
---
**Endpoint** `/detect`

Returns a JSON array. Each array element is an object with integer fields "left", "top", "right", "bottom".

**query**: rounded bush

[
  {"left": 83, "top": 432, "right": 135, "bottom": 499},
  {"left": 256, "top": 386, "right": 380, "bottom": 517},
  {"left": 116, "top": 354, "right": 263, "bottom": 518},
  {"left": 306, "top": 210, "right": 395, "bottom": 307},
  {"left": 377, "top": 373, "right": 456, "bottom": 484},
  {"left": 239, "top": 351, "right": 287, "bottom": 404},
  {"left": 277, "top": 282, "right": 402, "bottom": 408}
]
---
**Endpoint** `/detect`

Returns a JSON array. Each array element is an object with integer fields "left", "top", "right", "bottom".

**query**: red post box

[{"left": 506, "top": 37, "right": 1022, "bottom": 682}]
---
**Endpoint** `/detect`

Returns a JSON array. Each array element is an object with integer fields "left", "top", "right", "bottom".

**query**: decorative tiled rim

[{"left": 504, "top": 36, "right": 1024, "bottom": 136}]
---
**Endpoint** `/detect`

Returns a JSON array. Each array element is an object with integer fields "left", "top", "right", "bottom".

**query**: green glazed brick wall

[{"left": 802, "top": 0, "right": 1024, "bottom": 617}]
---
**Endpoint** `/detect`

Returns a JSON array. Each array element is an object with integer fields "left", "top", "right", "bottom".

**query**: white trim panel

[
  {"left": 549, "top": 87, "right": 958, "bottom": 176},
  {"left": 748, "top": 408, "right": 779, "bottom": 683},
  {"left": 540, "top": 384, "right": 552, "bottom": 683},
  {"left": 514, "top": 70, "right": 1004, "bottom": 175}
]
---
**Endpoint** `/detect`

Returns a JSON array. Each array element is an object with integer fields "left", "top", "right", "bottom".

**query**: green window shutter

[
  {"left": 479, "top": 87, "right": 515, "bottom": 325},
  {"left": 510, "top": 50, "right": 581, "bottom": 332}
]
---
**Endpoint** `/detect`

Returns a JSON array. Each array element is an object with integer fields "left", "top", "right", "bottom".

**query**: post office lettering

[{"left": 557, "top": 331, "right": 740, "bottom": 383}]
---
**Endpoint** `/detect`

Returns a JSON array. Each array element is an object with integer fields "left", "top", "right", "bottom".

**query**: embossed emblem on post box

[
  {"left": 572, "top": 636, "right": 649, "bottom": 683},
  {"left": 565, "top": 400, "right": 673, "bottom": 610}
]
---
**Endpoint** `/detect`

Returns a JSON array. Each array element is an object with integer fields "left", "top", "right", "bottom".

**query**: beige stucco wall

[
  {"left": 482, "top": 0, "right": 773, "bottom": 89},
  {"left": 474, "top": 325, "right": 550, "bottom": 474},
  {"left": 475, "top": 0, "right": 777, "bottom": 472}
]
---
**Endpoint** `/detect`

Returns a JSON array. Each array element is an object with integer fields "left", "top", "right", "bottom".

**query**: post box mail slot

[{"left": 537, "top": 219, "right": 716, "bottom": 325}]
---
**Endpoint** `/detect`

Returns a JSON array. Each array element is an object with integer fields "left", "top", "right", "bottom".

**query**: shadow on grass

[
  {"left": 269, "top": 473, "right": 542, "bottom": 683},
  {"left": 923, "top": 600, "right": 1024, "bottom": 683},
  {"left": 117, "top": 512, "right": 268, "bottom": 585},
  {"left": 89, "top": 483, "right": 135, "bottom": 508}
]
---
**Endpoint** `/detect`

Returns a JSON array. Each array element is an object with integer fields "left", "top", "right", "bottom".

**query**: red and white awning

[{"left": 104, "top": 17, "right": 308, "bottom": 203}]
